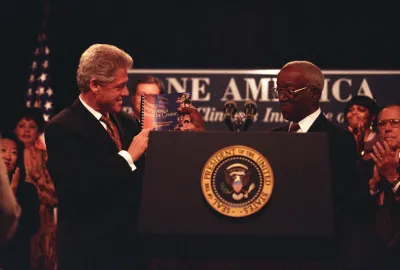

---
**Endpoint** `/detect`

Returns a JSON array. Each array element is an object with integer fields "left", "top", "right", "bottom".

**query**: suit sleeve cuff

[{"left": 118, "top": 150, "right": 137, "bottom": 171}]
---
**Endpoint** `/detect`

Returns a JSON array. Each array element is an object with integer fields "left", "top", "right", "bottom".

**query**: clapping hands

[{"left": 371, "top": 141, "right": 400, "bottom": 186}]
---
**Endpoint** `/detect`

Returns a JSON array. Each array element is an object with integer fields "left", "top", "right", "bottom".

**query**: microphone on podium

[
  {"left": 223, "top": 100, "right": 237, "bottom": 131},
  {"left": 243, "top": 100, "right": 257, "bottom": 131}
]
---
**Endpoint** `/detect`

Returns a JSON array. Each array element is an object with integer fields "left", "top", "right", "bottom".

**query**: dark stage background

[{"left": 2, "top": 0, "right": 400, "bottom": 131}]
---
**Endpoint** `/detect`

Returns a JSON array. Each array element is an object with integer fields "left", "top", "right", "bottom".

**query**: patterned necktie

[
  {"left": 100, "top": 115, "right": 122, "bottom": 151},
  {"left": 288, "top": 122, "right": 300, "bottom": 133}
]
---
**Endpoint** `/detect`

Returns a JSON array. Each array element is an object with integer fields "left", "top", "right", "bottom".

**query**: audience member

[
  {"left": 344, "top": 95, "right": 380, "bottom": 160},
  {"left": 369, "top": 104, "right": 400, "bottom": 269},
  {"left": 14, "top": 108, "right": 58, "bottom": 270},
  {"left": 0, "top": 131, "right": 40, "bottom": 270},
  {"left": 0, "top": 136, "right": 20, "bottom": 244}
]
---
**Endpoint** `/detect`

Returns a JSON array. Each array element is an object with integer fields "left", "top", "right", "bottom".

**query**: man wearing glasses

[
  {"left": 271, "top": 61, "right": 370, "bottom": 269},
  {"left": 369, "top": 104, "right": 400, "bottom": 267}
]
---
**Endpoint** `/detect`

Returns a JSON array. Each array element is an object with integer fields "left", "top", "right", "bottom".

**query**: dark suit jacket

[
  {"left": 45, "top": 99, "right": 143, "bottom": 270},
  {"left": 272, "top": 113, "right": 368, "bottom": 232},
  {"left": 132, "top": 115, "right": 142, "bottom": 133},
  {"left": 374, "top": 168, "right": 400, "bottom": 248},
  {"left": 272, "top": 113, "right": 375, "bottom": 268}
]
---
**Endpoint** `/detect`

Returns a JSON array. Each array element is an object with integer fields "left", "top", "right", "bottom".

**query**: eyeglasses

[
  {"left": 377, "top": 119, "right": 400, "bottom": 130},
  {"left": 270, "top": 86, "right": 309, "bottom": 99}
]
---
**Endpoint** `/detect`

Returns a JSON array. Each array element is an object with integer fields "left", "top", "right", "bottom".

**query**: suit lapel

[
  {"left": 71, "top": 99, "right": 120, "bottom": 152},
  {"left": 307, "top": 113, "right": 329, "bottom": 133}
]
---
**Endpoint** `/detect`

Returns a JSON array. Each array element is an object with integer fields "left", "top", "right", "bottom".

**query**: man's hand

[
  {"left": 369, "top": 165, "right": 381, "bottom": 192},
  {"left": 127, "top": 128, "right": 153, "bottom": 162},
  {"left": 371, "top": 141, "right": 400, "bottom": 185},
  {"left": 177, "top": 106, "right": 206, "bottom": 131}
]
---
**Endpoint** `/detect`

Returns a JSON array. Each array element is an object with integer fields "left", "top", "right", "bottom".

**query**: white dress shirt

[
  {"left": 79, "top": 95, "right": 136, "bottom": 171},
  {"left": 288, "top": 108, "right": 321, "bottom": 133}
]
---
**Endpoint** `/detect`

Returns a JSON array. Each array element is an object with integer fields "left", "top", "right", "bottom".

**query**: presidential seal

[{"left": 201, "top": 145, "right": 274, "bottom": 218}]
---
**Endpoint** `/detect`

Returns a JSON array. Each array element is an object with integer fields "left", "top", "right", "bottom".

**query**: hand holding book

[
  {"left": 177, "top": 106, "right": 206, "bottom": 131},
  {"left": 141, "top": 93, "right": 205, "bottom": 131}
]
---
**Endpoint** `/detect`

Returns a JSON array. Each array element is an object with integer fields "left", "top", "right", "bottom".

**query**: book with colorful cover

[{"left": 140, "top": 92, "right": 192, "bottom": 131}]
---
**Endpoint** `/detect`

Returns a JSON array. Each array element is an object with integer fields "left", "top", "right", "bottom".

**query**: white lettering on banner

[
  {"left": 162, "top": 76, "right": 374, "bottom": 103},
  {"left": 166, "top": 77, "right": 188, "bottom": 93},
  {"left": 261, "top": 107, "right": 346, "bottom": 124},
  {"left": 158, "top": 104, "right": 362, "bottom": 126},
  {"left": 320, "top": 79, "right": 331, "bottom": 102},
  {"left": 221, "top": 78, "right": 244, "bottom": 101},
  {"left": 262, "top": 107, "right": 285, "bottom": 123},
  {"left": 124, "top": 69, "right": 398, "bottom": 129},
  {"left": 197, "top": 107, "right": 225, "bottom": 122},
  {"left": 357, "top": 79, "right": 373, "bottom": 97},
  {"left": 192, "top": 78, "right": 211, "bottom": 101},
  {"left": 332, "top": 78, "right": 353, "bottom": 102},
  {"left": 244, "top": 78, "right": 272, "bottom": 101},
  {"left": 337, "top": 113, "right": 345, "bottom": 124}
]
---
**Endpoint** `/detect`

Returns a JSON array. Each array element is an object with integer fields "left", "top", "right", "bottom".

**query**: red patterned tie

[
  {"left": 100, "top": 115, "right": 122, "bottom": 151},
  {"left": 288, "top": 122, "right": 300, "bottom": 132}
]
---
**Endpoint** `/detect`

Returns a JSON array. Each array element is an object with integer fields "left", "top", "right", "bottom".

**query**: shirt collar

[
  {"left": 79, "top": 95, "right": 103, "bottom": 121},
  {"left": 290, "top": 108, "right": 321, "bottom": 133}
]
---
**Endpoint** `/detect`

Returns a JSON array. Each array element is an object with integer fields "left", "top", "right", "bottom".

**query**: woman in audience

[
  {"left": 0, "top": 136, "right": 21, "bottom": 244},
  {"left": 0, "top": 131, "right": 40, "bottom": 269},
  {"left": 344, "top": 95, "right": 380, "bottom": 160},
  {"left": 14, "top": 108, "right": 57, "bottom": 270}
]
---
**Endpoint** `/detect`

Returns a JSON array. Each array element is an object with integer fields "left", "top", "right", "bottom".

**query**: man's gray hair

[
  {"left": 77, "top": 44, "right": 133, "bottom": 93},
  {"left": 282, "top": 61, "right": 325, "bottom": 90}
]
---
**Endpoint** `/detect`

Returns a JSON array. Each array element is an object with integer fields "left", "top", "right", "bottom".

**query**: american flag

[{"left": 25, "top": 2, "right": 53, "bottom": 122}]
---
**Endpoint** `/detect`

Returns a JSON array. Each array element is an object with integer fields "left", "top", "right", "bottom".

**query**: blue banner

[{"left": 124, "top": 69, "right": 400, "bottom": 131}]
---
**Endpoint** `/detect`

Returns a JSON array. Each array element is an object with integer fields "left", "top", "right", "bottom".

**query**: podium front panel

[{"left": 138, "top": 131, "right": 334, "bottom": 239}]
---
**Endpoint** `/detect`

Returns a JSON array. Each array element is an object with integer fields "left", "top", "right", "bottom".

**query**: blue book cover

[{"left": 140, "top": 92, "right": 192, "bottom": 131}]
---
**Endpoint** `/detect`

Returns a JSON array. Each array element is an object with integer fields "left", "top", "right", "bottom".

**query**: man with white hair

[
  {"left": 271, "top": 61, "right": 370, "bottom": 269},
  {"left": 46, "top": 44, "right": 152, "bottom": 270}
]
